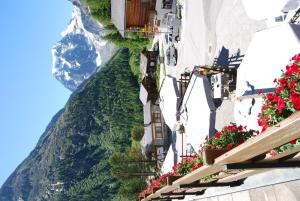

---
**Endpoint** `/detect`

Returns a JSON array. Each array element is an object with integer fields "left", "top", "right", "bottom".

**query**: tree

[{"left": 131, "top": 125, "right": 144, "bottom": 141}]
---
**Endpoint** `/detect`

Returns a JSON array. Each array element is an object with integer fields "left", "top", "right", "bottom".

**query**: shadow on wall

[{"left": 213, "top": 46, "right": 245, "bottom": 69}]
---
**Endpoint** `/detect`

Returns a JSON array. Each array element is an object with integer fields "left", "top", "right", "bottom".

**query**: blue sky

[{"left": 0, "top": 0, "right": 72, "bottom": 186}]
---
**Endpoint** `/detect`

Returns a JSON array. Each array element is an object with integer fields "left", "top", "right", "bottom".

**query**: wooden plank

[
  {"left": 218, "top": 147, "right": 300, "bottom": 183},
  {"left": 185, "top": 188, "right": 206, "bottom": 193},
  {"left": 161, "top": 190, "right": 205, "bottom": 196},
  {"left": 180, "top": 180, "right": 244, "bottom": 188},
  {"left": 173, "top": 165, "right": 223, "bottom": 186},
  {"left": 265, "top": 146, "right": 300, "bottom": 161},
  {"left": 144, "top": 185, "right": 177, "bottom": 200},
  {"left": 224, "top": 161, "right": 300, "bottom": 170},
  {"left": 214, "top": 111, "right": 300, "bottom": 165}
]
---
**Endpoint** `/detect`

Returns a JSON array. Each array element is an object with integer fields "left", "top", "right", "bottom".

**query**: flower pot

[
  {"left": 167, "top": 175, "right": 181, "bottom": 185},
  {"left": 202, "top": 149, "right": 229, "bottom": 165},
  {"left": 152, "top": 187, "right": 160, "bottom": 194}
]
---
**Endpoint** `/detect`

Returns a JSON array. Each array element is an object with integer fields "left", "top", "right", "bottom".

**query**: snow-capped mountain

[{"left": 52, "top": 1, "right": 116, "bottom": 91}]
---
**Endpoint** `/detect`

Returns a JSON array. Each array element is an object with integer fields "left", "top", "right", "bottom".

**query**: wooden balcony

[{"left": 142, "top": 111, "right": 300, "bottom": 201}]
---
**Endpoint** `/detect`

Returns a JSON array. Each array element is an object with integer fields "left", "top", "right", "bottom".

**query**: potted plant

[{"left": 201, "top": 123, "right": 258, "bottom": 164}]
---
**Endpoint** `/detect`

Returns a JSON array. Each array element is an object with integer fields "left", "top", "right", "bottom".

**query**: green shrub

[{"left": 131, "top": 125, "right": 144, "bottom": 141}]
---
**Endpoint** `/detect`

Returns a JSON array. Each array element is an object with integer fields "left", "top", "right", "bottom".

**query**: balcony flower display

[
  {"left": 258, "top": 53, "right": 300, "bottom": 131},
  {"left": 139, "top": 173, "right": 170, "bottom": 197},
  {"left": 171, "top": 154, "right": 203, "bottom": 176},
  {"left": 258, "top": 53, "right": 300, "bottom": 155},
  {"left": 202, "top": 123, "right": 258, "bottom": 151}
]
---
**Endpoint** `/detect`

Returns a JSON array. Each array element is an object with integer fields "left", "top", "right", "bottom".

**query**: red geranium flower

[
  {"left": 227, "top": 143, "right": 233, "bottom": 149},
  {"left": 266, "top": 93, "right": 275, "bottom": 102},
  {"left": 290, "top": 139, "right": 297, "bottom": 144},
  {"left": 277, "top": 98, "right": 285, "bottom": 113},
  {"left": 279, "top": 78, "right": 288, "bottom": 88},
  {"left": 291, "top": 95, "right": 300, "bottom": 110}
]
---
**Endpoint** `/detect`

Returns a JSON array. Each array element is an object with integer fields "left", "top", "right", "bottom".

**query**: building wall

[{"left": 155, "top": 0, "right": 173, "bottom": 22}]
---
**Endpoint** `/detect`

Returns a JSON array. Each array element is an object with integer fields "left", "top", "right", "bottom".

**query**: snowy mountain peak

[{"left": 52, "top": 3, "right": 116, "bottom": 91}]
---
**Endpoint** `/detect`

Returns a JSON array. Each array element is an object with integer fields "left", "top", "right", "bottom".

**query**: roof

[
  {"left": 140, "top": 52, "right": 148, "bottom": 79},
  {"left": 143, "top": 101, "right": 152, "bottom": 125},
  {"left": 111, "top": 0, "right": 126, "bottom": 37},
  {"left": 139, "top": 83, "right": 148, "bottom": 105},
  {"left": 180, "top": 74, "right": 216, "bottom": 151},
  {"left": 140, "top": 101, "right": 153, "bottom": 155}
]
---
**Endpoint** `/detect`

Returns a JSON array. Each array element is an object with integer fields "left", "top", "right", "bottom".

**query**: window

[
  {"left": 155, "top": 125, "right": 163, "bottom": 138},
  {"left": 153, "top": 112, "right": 161, "bottom": 123},
  {"left": 162, "top": 0, "right": 173, "bottom": 9}
]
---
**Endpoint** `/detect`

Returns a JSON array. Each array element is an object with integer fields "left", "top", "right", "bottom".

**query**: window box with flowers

[{"left": 201, "top": 123, "right": 258, "bottom": 165}]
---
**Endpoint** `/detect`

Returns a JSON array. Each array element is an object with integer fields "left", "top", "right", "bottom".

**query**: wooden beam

[
  {"left": 161, "top": 190, "right": 205, "bottom": 196},
  {"left": 150, "top": 196, "right": 185, "bottom": 200},
  {"left": 179, "top": 180, "right": 244, "bottom": 188},
  {"left": 144, "top": 185, "right": 177, "bottom": 200},
  {"left": 218, "top": 146, "right": 300, "bottom": 183},
  {"left": 214, "top": 111, "right": 300, "bottom": 165},
  {"left": 172, "top": 164, "right": 223, "bottom": 186},
  {"left": 224, "top": 161, "right": 300, "bottom": 170}
]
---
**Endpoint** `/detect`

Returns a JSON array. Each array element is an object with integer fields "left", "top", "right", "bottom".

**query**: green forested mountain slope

[{"left": 0, "top": 48, "right": 143, "bottom": 201}]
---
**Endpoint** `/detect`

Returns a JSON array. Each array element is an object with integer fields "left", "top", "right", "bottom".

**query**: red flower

[
  {"left": 214, "top": 132, "right": 221, "bottom": 139},
  {"left": 238, "top": 125, "right": 243, "bottom": 131},
  {"left": 290, "top": 139, "right": 297, "bottom": 144},
  {"left": 290, "top": 63, "right": 299, "bottom": 73},
  {"left": 258, "top": 119, "right": 268, "bottom": 132},
  {"left": 277, "top": 98, "right": 285, "bottom": 113},
  {"left": 266, "top": 93, "right": 275, "bottom": 102},
  {"left": 279, "top": 78, "right": 288, "bottom": 88},
  {"left": 258, "top": 89, "right": 264, "bottom": 94},
  {"left": 292, "top": 53, "right": 300, "bottom": 61},
  {"left": 290, "top": 95, "right": 300, "bottom": 110},
  {"left": 239, "top": 137, "right": 245, "bottom": 144},
  {"left": 289, "top": 81, "right": 296, "bottom": 89},
  {"left": 227, "top": 143, "right": 233, "bottom": 149},
  {"left": 275, "top": 87, "right": 283, "bottom": 94},
  {"left": 273, "top": 78, "right": 277, "bottom": 83}
]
